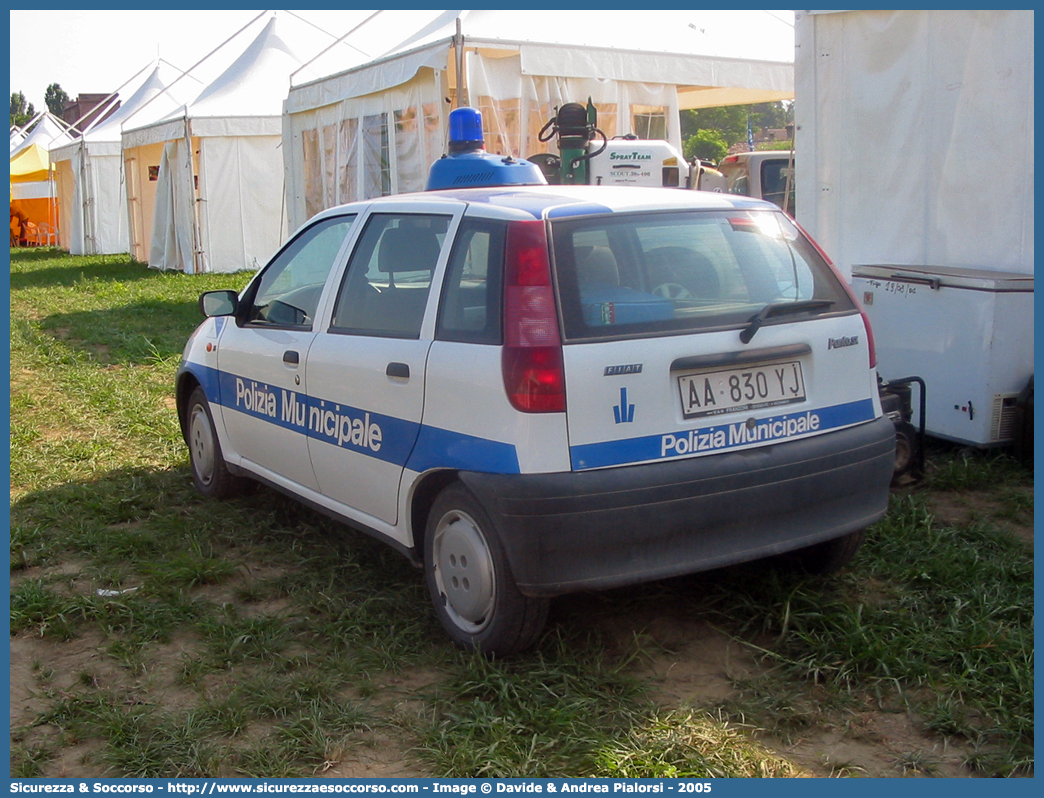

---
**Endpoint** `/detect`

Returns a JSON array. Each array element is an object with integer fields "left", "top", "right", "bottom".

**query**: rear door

[
  {"left": 550, "top": 207, "right": 877, "bottom": 471},
  {"left": 305, "top": 204, "right": 462, "bottom": 526}
]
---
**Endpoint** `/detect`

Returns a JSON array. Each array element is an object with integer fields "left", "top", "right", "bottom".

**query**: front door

[{"left": 216, "top": 213, "right": 357, "bottom": 490}]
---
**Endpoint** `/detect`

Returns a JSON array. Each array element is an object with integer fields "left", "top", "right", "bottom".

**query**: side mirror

[{"left": 199, "top": 290, "right": 239, "bottom": 318}]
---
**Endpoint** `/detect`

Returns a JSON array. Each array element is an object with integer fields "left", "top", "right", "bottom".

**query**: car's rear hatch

[{"left": 548, "top": 206, "right": 879, "bottom": 471}]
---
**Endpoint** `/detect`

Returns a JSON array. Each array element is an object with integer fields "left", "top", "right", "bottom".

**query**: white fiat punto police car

[{"left": 177, "top": 116, "right": 894, "bottom": 655}]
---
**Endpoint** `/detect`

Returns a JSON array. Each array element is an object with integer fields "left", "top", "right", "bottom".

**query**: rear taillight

[
  {"left": 502, "top": 220, "right": 566, "bottom": 412},
  {"left": 793, "top": 219, "right": 877, "bottom": 369}
]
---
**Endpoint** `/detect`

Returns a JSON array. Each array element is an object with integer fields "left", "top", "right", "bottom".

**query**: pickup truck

[{"left": 718, "top": 151, "right": 796, "bottom": 216}]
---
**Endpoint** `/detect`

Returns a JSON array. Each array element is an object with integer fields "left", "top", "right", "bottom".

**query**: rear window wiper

[{"left": 740, "top": 299, "right": 835, "bottom": 344}]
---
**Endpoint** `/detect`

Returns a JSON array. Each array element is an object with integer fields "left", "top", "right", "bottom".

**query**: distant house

[
  {"left": 61, "top": 94, "right": 119, "bottom": 135},
  {"left": 761, "top": 126, "right": 793, "bottom": 142}
]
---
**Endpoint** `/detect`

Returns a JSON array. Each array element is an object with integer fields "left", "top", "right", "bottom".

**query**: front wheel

[
  {"left": 185, "top": 386, "right": 245, "bottom": 499},
  {"left": 424, "top": 483, "right": 549, "bottom": 656}
]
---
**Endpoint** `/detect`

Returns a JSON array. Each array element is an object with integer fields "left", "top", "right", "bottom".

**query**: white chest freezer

[{"left": 851, "top": 264, "right": 1034, "bottom": 447}]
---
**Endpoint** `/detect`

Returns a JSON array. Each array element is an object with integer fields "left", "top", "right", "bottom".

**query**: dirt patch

[
  {"left": 925, "top": 489, "right": 1033, "bottom": 548},
  {"left": 764, "top": 710, "right": 977, "bottom": 778},
  {"left": 629, "top": 620, "right": 759, "bottom": 707},
  {"left": 621, "top": 622, "right": 980, "bottom": 778},
  {"left": 319, "top": 730, "right": 429, "bottom": 779},
  {"left": 11, "top": 630, "right": 112, "bottom": 728}
]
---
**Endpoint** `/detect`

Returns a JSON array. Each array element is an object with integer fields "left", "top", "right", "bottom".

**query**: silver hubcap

[
  {"left": 432, "top": 509, "right": 495, "bottom": 632},
  {"left": 188, "top": 404, "right": 216, "bottom": 485}
]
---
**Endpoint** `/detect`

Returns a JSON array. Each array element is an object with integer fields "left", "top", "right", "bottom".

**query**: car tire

[
  {"left": 424, "top": 483, "right": 549, "bottom": 656},
  {"left": 185, "top": 386, "right": 245, "bottom": 500},
  {"left": 892, "top": 420, "right": 918, "bottom": 480},
  {"left": 790, "top": 529, "right": 866, "bottom": 576}
]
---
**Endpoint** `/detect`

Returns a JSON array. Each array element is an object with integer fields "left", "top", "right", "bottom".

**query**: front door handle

[
  {"left": 283, "top": 350, "right": 300, "bottom": 365},
  {"left": 386, "top": 362, "right": 410, "bottom": 379}
]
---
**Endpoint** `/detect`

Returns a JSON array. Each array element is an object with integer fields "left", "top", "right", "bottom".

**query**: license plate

[{"left": 678, "top": 361, "right": 806, "bottom": 419}]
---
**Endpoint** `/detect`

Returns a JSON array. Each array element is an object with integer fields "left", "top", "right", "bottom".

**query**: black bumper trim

[{"left": 460, "top": 416, "right": 895, "bottom": 596}]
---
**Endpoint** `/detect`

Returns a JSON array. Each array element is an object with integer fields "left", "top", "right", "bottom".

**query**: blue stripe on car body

[
  {"left": 185, "top": 362, "right": 873, "bottom": 477},
  {"left": 182, "top": 362, "right": 521, "bottom": 475},
  {"left": 570, "top": 399, "right": 877, "bottom": 470}
]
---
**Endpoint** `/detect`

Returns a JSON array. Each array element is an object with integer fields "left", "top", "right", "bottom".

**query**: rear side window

[
  {"left": 552, "top": 209, "right": 853, "bottom": 341},
  {"left": 727, "top": 173, "right": 750, "bottom": 196},
  {"left": 436, "top": 219, "right": 505, "bottom": 344},
  {"left": 761, "top": 158, "right": 796, "bottom": 213}
]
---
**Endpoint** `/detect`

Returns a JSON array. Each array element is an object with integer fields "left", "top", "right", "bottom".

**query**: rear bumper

[{"left": 460, "top": 415, "right": 895, "bottom": 597}]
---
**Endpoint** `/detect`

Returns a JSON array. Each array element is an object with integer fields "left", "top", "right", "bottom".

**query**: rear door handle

[
  {"left": 386, "top": 362, "right": 410, "bottom": 379},
  {"left": 283, "top": 350, "right": 300, "bottom": 365}
]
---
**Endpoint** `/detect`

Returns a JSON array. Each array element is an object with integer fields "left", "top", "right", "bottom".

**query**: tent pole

[
  {"left": 184, "top": 117, "right": 203, "bottom": 274},
  {"left": 48, "top": 159, "right": 55, "bottom": 240},
  {"left": 290, "top": 10, "right": 380, "bottom": 85},
  {"left": 123, "top": 10, "right": 267, "bottom": 130},
  {"left": 454, "top": 17, "right": 466, "bottom": 108},
  {"left": 79, "top": 140, "right": 93, "bottom": 253}
]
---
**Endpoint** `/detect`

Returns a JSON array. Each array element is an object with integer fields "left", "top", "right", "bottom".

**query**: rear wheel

[
  {"left": 186, "top": 386, "right": 245, "bottom": 499},
  {"left": 424, "top": 483, "right": 549, "bottom": 656},
  {"left": 790, "top": 529, "right": 866, "bottom": 575}
]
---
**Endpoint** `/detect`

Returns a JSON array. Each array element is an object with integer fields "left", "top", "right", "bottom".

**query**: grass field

[{"left": 9, "top": 248, "right": 1034, "bottom": 778}]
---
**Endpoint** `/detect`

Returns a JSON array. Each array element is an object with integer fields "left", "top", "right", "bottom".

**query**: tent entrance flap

[{"left": 149, "top": 141, "right": 195, "bottom": 273}]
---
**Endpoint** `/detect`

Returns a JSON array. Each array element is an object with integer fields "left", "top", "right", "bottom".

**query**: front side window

[
  {"left": 553, "top": 210, "right": 853, "bottom": 341},
  {"left": 245, "top": 215, "right": 356, "bottom": 328},
  {"left": 331, "top": 213, "right": 450, "bottom": 338}
]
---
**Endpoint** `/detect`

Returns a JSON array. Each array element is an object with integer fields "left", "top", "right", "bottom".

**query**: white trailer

[{"left": 795, "top": 10, "right": 1034, "bottom": 447}]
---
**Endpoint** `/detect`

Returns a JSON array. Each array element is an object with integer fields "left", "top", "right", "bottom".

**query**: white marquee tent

[
  {"left": 50, "top": 61, "right": 200, "bottom": 255},
  {"left": 121, "top": 12, "right": 340, "bottom": 273},
  {"left": 10, "top": 111, "right": 73, "bottom": 159},
  {"left": 283, "top": 9, "right": 795, "bottom": 230}
]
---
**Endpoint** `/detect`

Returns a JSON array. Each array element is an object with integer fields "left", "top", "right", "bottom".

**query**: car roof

[
  {"left": 312, "top": 185, "right": 778, "bottom": 223},
  {"left": 720, "top": 151, "right": 793, "bottom": 165}
]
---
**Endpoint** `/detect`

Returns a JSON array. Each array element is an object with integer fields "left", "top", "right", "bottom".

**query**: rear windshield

[{"left": 551, "top": 209, "right": 853, "bottom": 341}]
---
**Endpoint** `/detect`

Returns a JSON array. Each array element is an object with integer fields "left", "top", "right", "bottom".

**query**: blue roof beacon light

[{"left": 426, "top": 107, "right": 547, "bottom": 190}]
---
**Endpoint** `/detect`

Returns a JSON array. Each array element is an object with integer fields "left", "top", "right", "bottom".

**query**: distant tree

[
  {"left": 10, "top": 91, "right": 36, "bottom": 127},
  {"left": 681, "top": 102, "right": 792, "bottom": 152},
  {"left": 683, "top": 129, "right": 728, "bottom": 164},
  {"left": 44, "top": 83, "right": 70, "bottom": 117}
]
